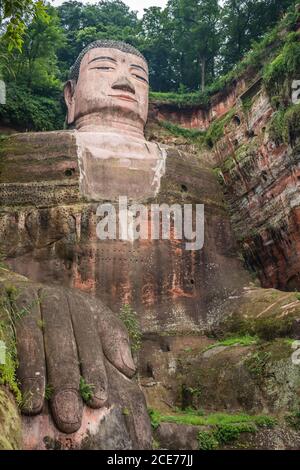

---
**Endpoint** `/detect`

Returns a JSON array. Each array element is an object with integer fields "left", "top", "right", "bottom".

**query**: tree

[
  {"left": 140, "top": 6, "right": 176, "bottom": 91},
  {"left": 0, "top": 0, "right": 47, "bottom": 50},
  {"left": 0, "top": 5, "right": 66, "bottom": 131},
  {"left": 167, "top": 0, "right": 221, "bottom": 91},
  {"left": 57, "top": 0, "right": 140, "bottom": 78},
  {"left": 5, "top": 5, "right": 65, "bottom": 92},
  {"left": 220, "top": 0, "right": 297, "bottom": 74}
]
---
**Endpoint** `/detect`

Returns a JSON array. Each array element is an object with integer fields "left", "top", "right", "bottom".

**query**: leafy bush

[
  {"left": 220, "top": 312, "right": 294, "bottom": 342},
  {"left": 0, "top": 291, "right": 22, "bottom": 404},
  {"left": 148, "top": 408, "right": 161, "bottom": 430},
  {"left": 0, "top": 84, "right": 65, "bottom": 131},
  {"left": 149, "top": 408, "right": 276, "bottom": 450},
  {"left": 197, "top": 431, "right": 218, "bottom": 450},
  {"left": 245, "top": 351, "right": 272, "bottom": 376},
  {"left": 285, "top": 410, "right": 300, "bottom": 430},
  {"left": 150, "top": 10, "right": 299, "bottom": 111},
  {"left": 268, "top": 109, "right": 286, "bottom": 144},
  {"left": 283, "top": 104, "right": 300, "bottom": 146},
  {"left": 205, "top": 335, "right": 258, "bottom": 352},
  {"left": 79, "top": 376, "right": 94, "bottom": 403},
  {"left": 119, "top": 304, "right": 142, "bottom": 353},
  {"left": 263, "top": 32, "right": 300, "bottom": 106},
  {"left": 254, "top": 316, "right": 294, "bottom": 341},
  {"left": 158, "top": 120, "right": 204, "bottom": 140},
  {"left": 214, "top": 422, "right": 256, "bottom": 444},
  {"left": 204, "top": 108, "right": 236, "bottom": 148}
]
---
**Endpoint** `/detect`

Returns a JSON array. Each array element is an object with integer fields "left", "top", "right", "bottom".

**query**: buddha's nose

[{"left": 111, "top": 76, "right": 135, "bottom": 95}]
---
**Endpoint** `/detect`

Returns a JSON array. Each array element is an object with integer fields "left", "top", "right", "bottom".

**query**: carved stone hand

[{"left": 0, "top": 272, "right": 136, "bottom": 434}]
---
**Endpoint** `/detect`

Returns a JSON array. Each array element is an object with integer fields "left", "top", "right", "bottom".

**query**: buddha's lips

[{"left": 109, "top": 94, "right": 137, "bottom": 102}]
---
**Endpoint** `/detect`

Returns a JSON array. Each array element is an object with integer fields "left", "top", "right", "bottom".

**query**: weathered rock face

[
  {"left": 0, "top": 131, "right": 249, "bottom": 334},
  {"left": 152, "top": 78, "right": 300, "bottom": 292},
  {"left": 212, "top": 85, "right": 300, "bottom": 292},
  {"left": 149, "top": 77, "right": 248, "bottom": 131},
  {"left": 22, "top": 360, "right": 152, "bottom": 450},
  {"left": 139, "top": 286, "right": 300, "bottom": 415},
  {"left": 140, "top": 286, "right": 300, "bottom": 451},
  {"left": 0, "top": 269, "right": 152, "bottom": 450},
  {"left": 154, "top": 421, "right": 300, "bottom": 450}
]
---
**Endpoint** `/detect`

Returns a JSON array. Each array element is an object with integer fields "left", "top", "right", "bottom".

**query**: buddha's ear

[{"left": 64, "top": 80, "right": 76, "bottom": 124}]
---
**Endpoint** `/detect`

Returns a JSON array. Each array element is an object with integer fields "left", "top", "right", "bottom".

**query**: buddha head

[{"left": 64, "top": 40, "right": 149, "bottom": 135}]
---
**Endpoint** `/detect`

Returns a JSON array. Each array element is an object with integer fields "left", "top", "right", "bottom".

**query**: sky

[{"left": 51, "top": 0, "right": 168, "bottom": 18}]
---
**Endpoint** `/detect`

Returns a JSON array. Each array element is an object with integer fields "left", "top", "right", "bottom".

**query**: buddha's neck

[{"left": 75, "top": 113, "right": 145, "bottom": 140}]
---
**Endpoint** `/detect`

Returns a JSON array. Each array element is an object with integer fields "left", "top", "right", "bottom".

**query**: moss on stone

[
  {"left": 0, "top": 283, "right": 22, "bottom": 405},
  {"left": 220, "top": 311, "right": 295, "bottom": 342},
  {"left": 0, "top": 387, "right": 22, "bottom": 450},
  {"left": 284, "top": 103, "right": 300, "bottom": 146},
  {"left": 263, "top": 32, "right": 300, "bottom": 106},
  {"left": 151, "top": 408, "right": 276, "bottom": 450},
  {"left": 157, "top": 120, "right": 205, "bottom": 142},
  {"left": 205, "top": 108, "right": 236, "bottom": 148}
]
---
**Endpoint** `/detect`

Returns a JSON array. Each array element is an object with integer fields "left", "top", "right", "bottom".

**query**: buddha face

[{"left": 64, "top": 47, "right": 149, "bottom": 129}]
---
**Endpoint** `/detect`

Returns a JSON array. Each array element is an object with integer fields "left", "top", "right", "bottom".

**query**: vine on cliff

[{"left": 119, "top": 304, "right": 142, "bottom": 354}]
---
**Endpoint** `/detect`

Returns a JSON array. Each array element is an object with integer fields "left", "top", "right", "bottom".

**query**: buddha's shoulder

[
  {"left": 0, "top": 130, "right": 80, "bottom": 207},
  {"left": 0, "top": 130, "right": 77, "bottom": 158}
]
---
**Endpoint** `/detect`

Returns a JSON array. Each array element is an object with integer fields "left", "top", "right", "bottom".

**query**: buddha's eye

[
  {"left": 132, "top": 73, "right": 148, "bottom": 84},
  {"left": 89, "top": 66, "right": 115, "bottom": 71}
]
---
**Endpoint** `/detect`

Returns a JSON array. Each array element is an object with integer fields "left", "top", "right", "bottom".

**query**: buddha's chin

[{"left": 74, "top": 106, "right": 146, "bottom": 134}]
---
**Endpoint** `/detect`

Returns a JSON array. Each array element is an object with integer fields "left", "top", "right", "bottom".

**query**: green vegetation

[
  {"left": 119, "top": 304, "right": 142, "bottom": 353},
  {"left": 0, "top": 1, "right": 298, "bottom": 131},
  {"left": 197, "top": 431, "right": 219, "bottom": 450},
  {"left": 0, "top": 287, "right": 23, "bottom": 405},
  {"left": 158, "top": 120, "right": 204, "bottom": 140},
  {"left": 262, "top": 28, "right": 300, "bottom": 147},
  {"left": 79, "top": 376, "right": 94, "bottom": 404},
  {"left": 213, "top": 422, "right": 257, "bottom": 446},
  {"left": 36, "top": 319, "right": 45, "bottom": 331},
  {"left": 204, "top": 108, "right": 236, "bottom": 147},
  {"left": 122, "top": 407, "right": 130, "bottom": 416},
  {"left": 149, "top": 408, "right": 276, "bottom": 428},
  {"left": 245, "top": 351, "right": 272, "bottom": 376},
  {"left": 283, "top": 104, "right": 300, "bottom": 146},
  {"left": 150, "top": 91, "right": 210, "bottom": 108},
  {"left": 204, "top": 335, "right": 258, "bottom": 351},
  {"left": 263, "top": 32, "right": 300, "bottom": 106},
  {"left": 0, "top": 84, "right": 65, "bottom": 132},
  {"left": 285, "top": 410, "right": 300, "bottom": 430},
  {"left": 149, "top": 408, "right": 276, "bottom": 450},
  {"left": 158, "top": 106, "right": 238, "bottom": 150},
  {"left": 221, "top": 312, "right": 295, "bottom": 341},
  {"left": 254, "top": 316, "right": 294, "bottom": 341},
  {"left": 151, "top": 4, "right": 299, "bottom": 107},
  {"left": 152, "top": 438, "right": 161, "bottom": 450},
  {"left": 0, "top": 0, "right": 48, "bottom": 51},
  {"left": 0, "top": 283, "right": 41, "bottom": 406},
  {"left": 0, "top": 253, "right": 7, "bottom": 269},
  {"left": 268, "top": 108, "right": 287, "bottom": 144},
  {"left": 44, "top": 384, "right": 54, "bottom": 401}
]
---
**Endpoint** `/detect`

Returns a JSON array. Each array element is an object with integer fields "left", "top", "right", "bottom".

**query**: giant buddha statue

[{"left": 0, "top": 41, "right": 251, "bottom": 449}]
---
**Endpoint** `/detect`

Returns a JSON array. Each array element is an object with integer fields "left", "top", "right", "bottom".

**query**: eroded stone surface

[{"left": 0, "top": 269, "right": 151, "bottom": 449}]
